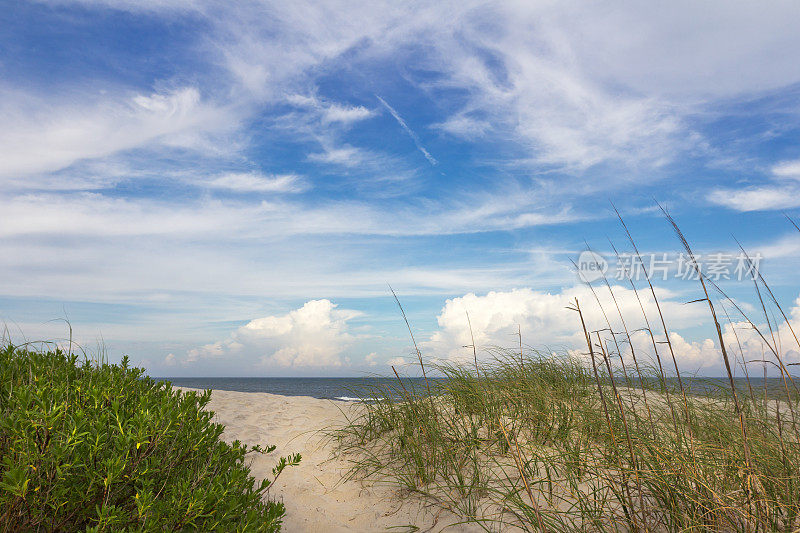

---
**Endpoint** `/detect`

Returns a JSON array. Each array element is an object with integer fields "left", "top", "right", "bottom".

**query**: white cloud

[
  {"left": 322, "top": 104, "right": 374, "bottom": 124},
  {"left": 286, "top": 93, "right": 375, "bottom": 125},
  {"left": 721, "top": 298, "right": 800, "bottom": 370},
  {"left": 707, "top": 186, "right": 800, "bottom": 212},
  {"left": 364, "top": 352, "right": 378, "bottom": 366},
  {"left": 307, "top": 145, "right": 366, "bottom": 167},
  {"left": 772, "top": 159, "right": 800, "bottom": 179},
  {"left": 425, "top": 286, "right": 800, "bottom": 375},
  {"left": 432, "top": 115, "right": 490, "bottom": 139},
  {"left": 636, "top": 330, "right": 721, "bottom": 371},
  {"left": 708, "top": 158, "right": 800, "bottom": 211},
  {"left": 41, "top": 1, "right": 800, "bottom": 175},
  {"left": 0, "top": 191, "right": 581, "bottom": 308},
  {"left": 205, "top": 172, "right": 307, "bottom": 193},
  {"left": 0, "top": 87, "right": 236, "bottom": 179},
  {"left": 386, "top": 357, "right": 407, "bottom": 367},
  {"left": 759, "top": 233, "right": 800, "bottom": 260},
  {"left": 186, "top": 300, "right": 362, "bottom": 368},
  {"left": 0, "top": 193, "right": 263, "bottom": 238},
  {"left": 277, "top": 94, "right": 413, "bottom": 179},
  {"left": 437, "top": 41, "right": 680, "bottom": 169},
  {"left": 8, "top": 0, "right": 800, "bottom": 377},
  {"left": 425, "top": 286, "right": 707, "bottom": 366}
]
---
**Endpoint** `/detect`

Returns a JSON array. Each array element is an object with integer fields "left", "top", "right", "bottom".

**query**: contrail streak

[{"left": 376, "top": 95, "right": 438, "bottom": 166}]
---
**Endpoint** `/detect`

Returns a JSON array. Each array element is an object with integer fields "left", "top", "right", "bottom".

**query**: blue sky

[{"left": 3, "top": 0, "right": 800, "bottom": 377}]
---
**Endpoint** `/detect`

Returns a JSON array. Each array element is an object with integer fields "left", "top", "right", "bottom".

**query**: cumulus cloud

[
  {"left": 186, "top": 300, "right": 362, "bottom": 368},
  {"left": 425, "top": 286, "right": 708, "bottom": 368},
  {"left": 721, "top": 296, "right": 800, "bottom": 370},
  {"left": 627, "top": 330, "right": 721, "bottom": 371},
  {"left": 425, "top": 286, "right": 800, "bottom": 375}
]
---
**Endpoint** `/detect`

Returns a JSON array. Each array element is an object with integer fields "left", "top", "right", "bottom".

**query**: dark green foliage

[{"left": 0, "top": 345, "right": 300, "bottom": 532}]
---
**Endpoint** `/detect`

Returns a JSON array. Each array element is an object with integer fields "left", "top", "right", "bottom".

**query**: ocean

[
  {"left": 154, "top": 376, "right": 441, "bottom": 401},
  {"left": 154, "top": 376, "right": 795, "bottom": 401}
]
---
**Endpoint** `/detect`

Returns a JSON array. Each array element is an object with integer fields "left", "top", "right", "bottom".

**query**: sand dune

[{"left": 180, "top": 388, "right": 481, "bottom": 533}]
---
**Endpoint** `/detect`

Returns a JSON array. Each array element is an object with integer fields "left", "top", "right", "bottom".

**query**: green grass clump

[
  {"left": 335, "top": 354, "right": 800, "bottom": 532},
  {"left": 0, "top": 345, "right": 300, "bottom": 532},
  {"left": 335, "top": 211, "right": 800, "bottom": 532}
]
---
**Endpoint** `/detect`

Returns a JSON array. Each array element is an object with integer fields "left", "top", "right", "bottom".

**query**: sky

[{"left": 3, "top": 0, "right": 800, "bottom": 377}]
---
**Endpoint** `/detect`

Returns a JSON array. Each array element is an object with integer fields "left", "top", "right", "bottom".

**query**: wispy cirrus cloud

[
  {"left": 0, "top": 187, "right": 584, "bottom": 240},
  {"left": 204, "top": 172, "right": 307, "bottom": 193},
  {"left": 708, "top": 158, "right": 800, "bottom": 211},
  {"left": 0, "top": 87, "right": 238, "bottom": 179},
  {"left": 306, "top": 145, "right": 367, "bottom": 167},
  {"left": 21, "top": 0, "right": 800, "bottom": 178},
  {"left": 772, "top": 159, "right": 800, "bottom": 178},
  {"left": 286, "top": 94, "right": 375, "bottom": 125},
  {"left": 708, "top": 186, "right": 800, "bottom": 212}
]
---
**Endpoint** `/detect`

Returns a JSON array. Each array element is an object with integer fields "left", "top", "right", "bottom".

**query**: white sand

[{"left": 180, "top": 388, "right": 482, "bottom": 533}]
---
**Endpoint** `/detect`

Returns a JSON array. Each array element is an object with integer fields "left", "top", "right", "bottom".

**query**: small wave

[{"left": 334, "top": 396, "right": 384, "bottom": 402}]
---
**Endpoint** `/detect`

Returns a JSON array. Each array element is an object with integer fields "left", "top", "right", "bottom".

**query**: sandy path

[{"left": 180, "top": 388, "right": 481, "bottom": 533}]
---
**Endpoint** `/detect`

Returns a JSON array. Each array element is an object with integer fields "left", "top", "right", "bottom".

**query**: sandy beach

[{"left": 181, "top": 388, "right": 482, "bottom": 533}]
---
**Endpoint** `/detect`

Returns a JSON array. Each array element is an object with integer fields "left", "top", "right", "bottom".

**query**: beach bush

[{"left": 0, "top": 345, "right": 300, "bottom": 532}]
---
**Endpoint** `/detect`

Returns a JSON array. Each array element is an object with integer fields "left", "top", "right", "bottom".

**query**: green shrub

[{"left": 0, "top": 345, "right": 300, "bottom": 532}]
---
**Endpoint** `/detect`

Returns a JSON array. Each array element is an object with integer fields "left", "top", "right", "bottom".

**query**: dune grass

[
  {"left": 333, "top": 211, "right": 800, "bottom": 532},
  {"left": 335, "top": 353, "right": 800, "bottom": 531}
]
